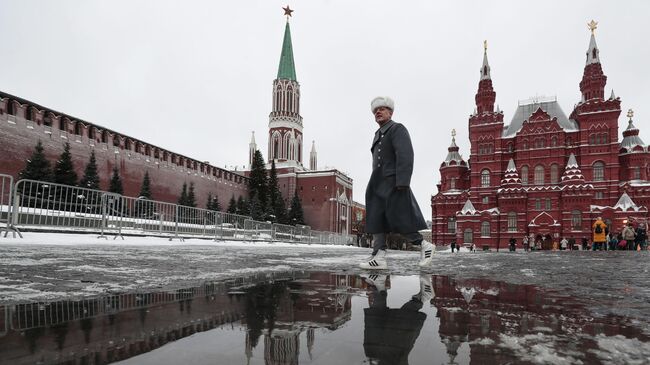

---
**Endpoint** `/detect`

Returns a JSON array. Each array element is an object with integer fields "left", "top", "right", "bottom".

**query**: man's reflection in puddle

[{"left": 362, "top": 274, "right": 432, "bottom": 365}]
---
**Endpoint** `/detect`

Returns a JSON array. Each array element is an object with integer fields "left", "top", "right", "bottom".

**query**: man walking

[{"left": 360, "top": 97, "right": 432, "bottom": 270}]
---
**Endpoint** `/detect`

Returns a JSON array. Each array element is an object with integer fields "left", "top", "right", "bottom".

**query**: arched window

[
  {"left": 602, "top": 133, "right": 608, "bottom": 144},
  {"left": 481, "top": 169, "right": 490, "bottom": 187},
  {"left": 545, "top": 198, "right": 551, "bottom": 210},
  {"left": 593, "top": 161, "right": 605, "bottom": 181},
  {"left": 551, "top": 136, "right": 557, "bottom": 147},
  {"left": 463, "top": 228, "right": 473, "bottom": 243},
  {"left": 550, "top": 164, "right": 559, "bottom": 184},
  {"left": 449, "top": 177, "right": 456, "bottom": 190},
  {"left": 481, "top": 221, "right": 490, "bottom": 237},
  {"left": 521, "top": 166, "right": 529, "bottom": 185},
  {"left": 522, "top": 139, "right": 528, "bottom": 149},
  {"left": 535, "top": 199, "right": 541, "bottom": 210},
  {"left": 507, "top": 142, "right": 513, "bottom": 152},
  {"left": 571, "top": 210, "right": 582, "bottom": 230},
  {"left": 507, "top": 212, "right": 517, "bottom": 232},
  {"left": 447, "top": 217, "right": 456, "bottom": 234},
  {"left": 534, "top": 165, "right": 545, "bottom": 185}
]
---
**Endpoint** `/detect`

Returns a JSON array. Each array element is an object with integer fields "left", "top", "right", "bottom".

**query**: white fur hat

[{"left": 371, "top": 96, "right": 394, "bottom": 113}]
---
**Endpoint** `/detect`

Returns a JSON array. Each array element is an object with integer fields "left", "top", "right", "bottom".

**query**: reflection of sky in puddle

[{"left": 1, "top": 272, "right": 649, "bottom": 365}]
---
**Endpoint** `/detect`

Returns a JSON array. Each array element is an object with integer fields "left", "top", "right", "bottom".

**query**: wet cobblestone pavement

[{"left": 0, "top": 238, "right": 649, "bottom": 364}]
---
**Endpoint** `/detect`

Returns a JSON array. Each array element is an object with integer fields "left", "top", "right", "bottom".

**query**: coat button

[
  {"left": 378, "top": 156, "right": 381, "bottom": 160},
  {"left": 378, "top": 148, "right": 381, "bottom": 152},
  {"left": 377, "top": 163, "right": 381, "bottom": 167}
]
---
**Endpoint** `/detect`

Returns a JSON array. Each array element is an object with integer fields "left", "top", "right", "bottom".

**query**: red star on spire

[{"left": 283, "top": 5, "right": 294, "bottom": 17}]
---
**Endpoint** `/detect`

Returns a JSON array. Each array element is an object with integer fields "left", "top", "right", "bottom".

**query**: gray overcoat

[{"left": 365, "top": 120, "right": 428, "bottom": 234}]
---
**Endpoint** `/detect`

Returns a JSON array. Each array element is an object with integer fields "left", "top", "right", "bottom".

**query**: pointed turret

[
  {"left": 621, "top": 109, "right": 646, "bottom": 152},
  {"left": 443, "top": 132, "right": 465, "bottom": 166},
  {"left": 310, "top": 140, "right": 317, "bottom": 170},
  {"left": 561, "top": 153, "right": 586, "bottom": 185},
  {"left": 579, "top": 20, "right": 607, "bottom": 101},
  {"left": 500, "top": 158, "right": 522, "bottom": 188},
  {"left": 249, "top": 131, "right": 257, "bottom": 168},
  {"left": 277, "top": 22, "right": 297, "bottom": 81},
  {"left": 475, "top": 40, "right": 496, "bottom": 114}
]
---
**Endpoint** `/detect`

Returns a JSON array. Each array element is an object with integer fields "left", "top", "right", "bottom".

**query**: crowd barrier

[{"left": 1, "top": 178, "right": 353, "bottom": 245}]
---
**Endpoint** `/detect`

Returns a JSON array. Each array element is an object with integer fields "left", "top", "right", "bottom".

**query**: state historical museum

[{"left": 432, "top": 24, "right": 650, "bottom": 249}]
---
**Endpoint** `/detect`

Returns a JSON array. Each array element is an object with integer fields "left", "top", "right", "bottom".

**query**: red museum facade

[{"left": 431, "top": 26, "right": 650, "bottom": 249}]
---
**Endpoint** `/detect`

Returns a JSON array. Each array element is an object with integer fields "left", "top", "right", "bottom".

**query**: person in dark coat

[
  {"left": 362, "top": 275, "right": 428, "bottom": 365},
  {"left": 509, "top": 237, "right": 516, "bottom": 252},
  {"left": 361, "top": 97, "right": 432, "bottom": 270}
]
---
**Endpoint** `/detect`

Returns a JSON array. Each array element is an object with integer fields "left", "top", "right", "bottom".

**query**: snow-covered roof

[
  {"left": 503, "top": 99, "right": 578, "bottom": 137},
  {"left": 620, "top": 119, "right": 646, "bottom": 152},
  {"left": 613, "top": 192, "right": 640, "bottom": 211},
  {"left": 460, "top": 199, "right": 476, "bottom": 214}
]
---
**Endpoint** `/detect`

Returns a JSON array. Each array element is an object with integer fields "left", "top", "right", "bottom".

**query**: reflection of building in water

[
  {"left": 0, "top": 271, "right": 297, "bottom": 365},
  {"left": 242, "top": 272, "right": 369, "bottom": 365},
  {"left": 431, "top": 275, "right": 649, "bottom": 364}
]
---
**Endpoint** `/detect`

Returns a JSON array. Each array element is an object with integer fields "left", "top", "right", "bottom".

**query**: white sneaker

[
  {"left": 417, "top": 274, "right": 434, "bottom": 303},
  {"left": 361, "top": 274, "right": 387, "bottom": 292},
  {"left": 419, "top": 240, "right": 435, "bottom": 267},
  {"left": 359, "top": 250, "right": 388, "bottom": 270}
]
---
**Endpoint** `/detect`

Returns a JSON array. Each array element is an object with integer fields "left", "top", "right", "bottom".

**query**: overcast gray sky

[{"left": 1, "top": 0, "right": 648, "bottom": 218}]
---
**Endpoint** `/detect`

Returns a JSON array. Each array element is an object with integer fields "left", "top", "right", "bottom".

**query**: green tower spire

[{"left": 277, "top": 22, "right": 297, "bottom": 81}]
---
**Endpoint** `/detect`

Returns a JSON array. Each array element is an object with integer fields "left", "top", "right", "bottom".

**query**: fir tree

[
  {"left": 137, "top": 171, "right": 153, "bottom": 218},
  {"left": 108, "top": 166, "right": 124, "bottom": 195},
  {"left": 108, "top": 166, "right": 124, "bottom": 215},
  {"left": 80, "top": 150, "right": 100, "bottom": 190},
  {"left": 186, "top": 182, "right": 196, "bottom": 208},
  {"left": 139, "top": 171, "right": 152, "bottom": 199},
  {"left": 227, "top": 195, "right": 237, "bottom": 214},
  {"left": 206, "top": 192, "right": 213, "bottom": 210},
  {"left": 236, "top": 195, "right": 249, "bottom": 216},
  {"left": 206, "top": 192, "right": 221, "bottom": 212},
  {"left": 248, "top": 150, "right": 268, "bottom": 209},
  {"left": 249, "top": 193, "right": 263, "bottom": 221},
  {"left": 19, "top": 140, "right": 52, "bottom": 182},
  {"left": 267, "top": 160, "right": 286, "bottom": 223},
  {"left": 287, "top": 191, "right": 305, "bottom": 226},
  {"left": 178, "top": 182, "right": 188, "bottom": 206},
  {"left": 53, "top": 142, "right": 78, "bottom": 187},
  {"left": 212, "top": 193, "right": 221, "bottom": 211}
]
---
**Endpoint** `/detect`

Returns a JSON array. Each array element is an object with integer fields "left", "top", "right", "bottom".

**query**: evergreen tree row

[{"left": 241, "top": 149, "right": 304, "bottom": 226}]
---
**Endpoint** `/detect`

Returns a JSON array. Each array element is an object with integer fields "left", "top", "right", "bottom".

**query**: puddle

[{"left": 0, "top": 272, "right": 649, "bottom": 364}]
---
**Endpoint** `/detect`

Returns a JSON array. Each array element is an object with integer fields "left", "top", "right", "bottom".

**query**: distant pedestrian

[
  {"left": 509, "top": 237, "right": 516, "bottom": 252},
  {"left": 635, "top": 224, "right": 646, "bottom": 251},
  {"left": 581, "top": 237, "right": 588, "bottom": 251},
  {"left": 450, "top": 241, "right": 457, "bottom": 253},
  {"left": 522, "top": 236, "right": 529, "bottom": 252},
  {"left": 560, "top": 237, "right": 568, "bottom": 250},
  {"left": 622, "top": 223, "right": 636, "bottom": 251},
  {"left": 592, "top": 217, "right": 607, "bottom": 251}
]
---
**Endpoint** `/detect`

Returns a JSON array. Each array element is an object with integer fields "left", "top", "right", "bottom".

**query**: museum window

[
  {"left": 633, "top": 167, "right": 641, "bottom": 180},
  {"left": 482, "top": 196, "right": 489, "bottom": 204},
  {"left": 535, "top": 199, "right": 541, "bottom": 210},
  {"left": 522, "top": 139, "right": 528, "bottom": 149},
  {"left": 447, "top": 217, "right": 456, "bottom": 234},
  {"left": 521, "top": 166, "right": 529, "bottom": 185},
  {"left": 545, "top": 198, "right": 551, "bottom": 210},
  {"left": 550, "top": 164, "right": 559, "bottom": 184},
  {"left": 507, "top": 142, "right": 513, "bottom": 152},
  {"left": 464, "top": 228, "right": 473, "bottom": 243},
  {"left": 534, "top": 165, "right": 545, "bottom": 185},
  {"left": 551, "top": 136, "right": 558, "bottom": 147},
  {"left": 593, "top": 161, "right": 605, "bottom": 181},
  {"left": 595, "top": 191, "right": 603, "bottom": 199},
  {"left": 507, "top": 212, "right": 517, "bottom": 232},
  {"left": 449, "top": 177, "right": 456, "bottom": 190},
  {"left": 481, "top": 169, "right": 490, "bottom": 187},
  {"left": 571, "top": 210, "right": 582, "bottom": 230},
  {"left": 481, "top": 221, "right": 490, "bottom": 237}
]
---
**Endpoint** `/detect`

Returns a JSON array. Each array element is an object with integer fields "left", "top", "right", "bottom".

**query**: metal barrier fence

[
  {"left": 6, "top": 178, "right": 352, "bottom": 244},
  {"left": 1, "top": 174, "right": 21, "bottom": 237}
]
